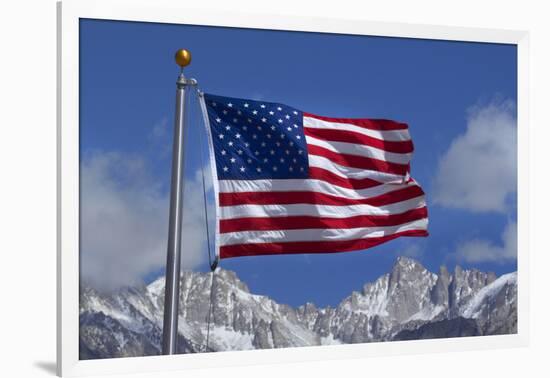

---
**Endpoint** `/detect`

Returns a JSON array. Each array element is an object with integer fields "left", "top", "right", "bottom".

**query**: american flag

[{"left": 200, "top": 93, "right": 428, "bottom": 259}]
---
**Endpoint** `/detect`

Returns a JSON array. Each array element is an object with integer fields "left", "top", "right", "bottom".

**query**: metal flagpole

[{"left": 162, "top": 49, "right": 197, "bottom": 355}]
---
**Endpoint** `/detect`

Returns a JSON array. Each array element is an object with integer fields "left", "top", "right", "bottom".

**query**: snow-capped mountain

[{"left": 79, "top": 257, "right": 517, "bottom": 359}]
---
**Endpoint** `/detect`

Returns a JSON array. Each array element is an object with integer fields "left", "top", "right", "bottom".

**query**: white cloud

[
  {"left": 400, "top": 243, "right": 423, "bottom": 258},
  {"left": 80, "top": 151, "right": 211, "bottom": 291},
  {"left": 455, "top": 220, "right": 517, "bottom": 263},
  {"left": 148, "top": 117, "right": 172, "bottom": 159},
  {"left": 433, "top": 99, "right": 517, "bottom": 213}
]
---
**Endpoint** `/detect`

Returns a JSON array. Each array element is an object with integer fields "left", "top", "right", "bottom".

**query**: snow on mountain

[{"left": 79, "top": 257, "right": 517, "bottom": 359}]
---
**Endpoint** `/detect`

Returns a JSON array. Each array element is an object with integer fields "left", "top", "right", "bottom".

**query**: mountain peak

[{"left": 392, "top": 256, "right": 426, "bottom": 273}]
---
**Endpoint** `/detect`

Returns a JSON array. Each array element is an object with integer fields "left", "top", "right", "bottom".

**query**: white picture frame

[{"left": 57, "top": 0, "right": 529, "bottom": 376}]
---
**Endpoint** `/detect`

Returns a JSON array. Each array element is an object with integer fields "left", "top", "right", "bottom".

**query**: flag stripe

[
  {"left": 304, "top": 127, "right": 414, "bottom": 154},
  {"left": 220, "top": 206, "right": 428, "bottom": 233},
  {"left": 220, "top": 195, "right": 426, "bottom": 220},
  {"left": 220, "top": 218, "right": 428, "bottom": 246},
  {"left": 218, "top": 178, "right": 414, "bottom": 200},
  {"left": 307, "top": 144, "right": 409, "bottom": 176},
  {"left": 307, "top": 167, "right": 382, "bottom": 190},
  {"left": 308, "top": 156, "right": 405, "bottom": 183},
  {"left": 303, "top": 115, "right": 411, "bottom": 142},
  {"left": 220, "top": 229, "right": 428, "bottom": 258},
  {"left": 219, "top": 183, "right": 423, "bottom": 207},
  {"left": 303, "top": 113, "right": 409, "bottom": 131},
  {"left": 306, "top": 134, "right": 412, "bottom": 165}
]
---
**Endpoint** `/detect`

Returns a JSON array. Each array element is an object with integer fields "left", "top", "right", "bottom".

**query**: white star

[
  {"left": 257, "top": 126, "right": 262, "bottom": 131},
  {"left": 223, "top": 110, "right": 228, "bottom": 115},
  {"left": 266, "top": 134, "right": 271, "bottom": 139},
  {"left": 300, "top": 167, "right": 304, "bottom": 172},
  {"left": 289, "top": 167, "right": 294, "bottom": 172},
  {"left": 235, "top": 133, "right": 241, "bottom": 139},
  {"left": 271, "top": 125, "right": 276, "bottom": 130},
  {"left": 237, "top": 110, "right": 242, "bottom": 115},
  {"left": 244, "top": 103, "right": 249, "bottom": 108},
  {"left": 280, "top": 134, "right": 285, "bottom": 139},
  {"left": 237, "top": 150, "right": 243, "bottom": 155},
  {"left": 252, "top": 110, "right": 258, "bottom": 115},
  {"left": 260, "top": 104, "right": 266, "bottom": 108},
  {"left": 277, "top": 106, "right": 282, "bottom": 111},
  {"left": 221, "top": 150, "right": 227, "bottom": 155},
  {"left": 244, "top": 142, "right": 249, "bottom": 147},
  {"left": 247, "top": 118, "right": 252, "bottom": 123},
  {"left": 263, "top": 158, "right": 268, "bottom": 163},
  {"left": 228, "top": 141, "right": 234, "bottom": 146},
  {"left": 278, "top": 119, "right": 283, "bottom": 123},
  {"left": 227, "top": 103, "right": 233, "bottom": 107},
  {"left": 293, "top": 111, "right": 298, "bottom": 115},
  {"left": 225, "top": 125, "right": 231, "bottom": 130},
  {"left": 296, "top": 135, "right": 301, "bottom": 139},
  {"left": 269, "top": 111, "right": 274, "bottom": 115},
  {"left": 240, "top": 166, "right": 245, "bottom": 172},
  {"left": 276, "top": 142, "right": 281, "bottom": 147},
  {"left": 287, "top": 127, "right": 292, "bottom": 131},
  {"left": 280, "top": 158, "right": 285, "bottom": 163},
  {"left": 242, "top": 126, "right": 248, "bottom": 131},
  {"left": 298, "top": 150, "right": 303, "bottom": 154},
  {"left": 254, "top": 150, "right": 260, "bottom": 155},
  {"left": 215, "top": 118, "right": 221, "bottom": 123},
  {"left": 270, "top": 150, "right": 275, "bottom": 155},
  {"left": 261, "top": 118, "right": 267, "bottom": 123},
  {"left": 261, "top": 142, "right": 266, "bottom": 147},
  {"left": 252, "top": 134, "right": 257, "bottom": 139},
  {"left": 285, "top": 115, "right": 290, "bottom": 119},
  {"left": 285, "top": 150, "right": 290, "bottom": 155},
  {"left": 230, "top": 157, "right": 236, "bottom": 163},
  {"left": 247, "top": 158, "right": 252, "bottom": 164},
  {"left": 293, "top": 124, "right": 298, "bottom": 128},
  {"left": 223, "top": 166, "right": 228, "bottom": 172},
  {"left": 212, "top": 102, "right": 217, "bottom": 107},
  {"left": 218, "top": 134, "right": 224, "bottom": 139},
  {"left": 289, "top": 141, "right": 294, "bottom": 146},
  {"left": 292, "top": 158, "right": 297, "bottom": 163},
  {"left": 273, "top": 166, "right": 278, "bottom": 171},
  {"left": 256, "top": 167, "right": 262, "bottom": 172},
  {"left": 233, "top": 118, "right": 238, "bottom": 123}
]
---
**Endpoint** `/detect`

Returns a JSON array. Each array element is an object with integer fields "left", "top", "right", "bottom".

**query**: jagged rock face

[
  {"left": 79, "top": 257, "right": 517, "bottom": 359},
  {"left": 393, "top": 317, "right": 482, "bottom": 341},
  {"left": 431, "top": 266, "right": 450, "bottom": 308}
]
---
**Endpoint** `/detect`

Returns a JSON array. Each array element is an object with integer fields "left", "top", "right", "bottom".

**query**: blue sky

[{"left": 79, "top": 19, "right": 517, "bottom": 307}]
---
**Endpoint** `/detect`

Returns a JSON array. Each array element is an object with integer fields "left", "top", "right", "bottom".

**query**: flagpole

[{"left": 162, "top": 49, "right": 196, "bottom": 355}]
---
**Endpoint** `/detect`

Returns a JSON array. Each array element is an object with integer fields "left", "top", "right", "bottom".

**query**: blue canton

[{"left": 203, "top": 93, "right": 309, "bottom": 180}]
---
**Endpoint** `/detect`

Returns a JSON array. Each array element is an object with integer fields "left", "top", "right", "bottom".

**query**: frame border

[{"left": 57, "top": 0, "right": 529, "bottom": 376}]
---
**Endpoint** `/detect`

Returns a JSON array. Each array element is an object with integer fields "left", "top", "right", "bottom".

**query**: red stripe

[
  {"left": 220, "top": 230, "right": 428, "bottom": 258},
  {"left": 307, "top": 144, "right": 409, "bottom": 176},
  {"left": 308, "top": 167, "right": 382, "bottom": 189},
  {"left": 304, "top": 127, "right": 413, "bottom": 154},
  {"left": 304, "top": 113, "right": 409, "bottom": 131},
  {"left": 219, "top": 184, "right": 424, "bottom": 207},
  {"left": 220, "top": 207, "right": 428, "bottom": 233}
]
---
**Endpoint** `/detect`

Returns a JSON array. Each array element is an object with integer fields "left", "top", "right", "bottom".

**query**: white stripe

[
  {"left": 220, "top": 195, "right": 426, "bottom": 220},
  {"left": 303, "top": 116, "right": 410, "bottom": 142},
  {"left": 219, "top": 218, "right": 428, "bottom": 246},
  {"left": 308, "top": 154, "right": 406, "bottom": 183},
  {"left": 219, "top": 178, "right": 417, "bottom": 200},
  {"left": 306, "top": 135, "right": 412, "bottom": 165}
]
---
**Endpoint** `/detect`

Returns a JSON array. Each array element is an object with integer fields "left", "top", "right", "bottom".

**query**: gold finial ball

[{"left": 174, "top": 49, "right": 192, "bottom": 68}]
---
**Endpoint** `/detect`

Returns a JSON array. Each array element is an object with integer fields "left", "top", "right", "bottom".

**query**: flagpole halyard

[{"left": 162, "top": 49, "right": 197, "bottom": 355}]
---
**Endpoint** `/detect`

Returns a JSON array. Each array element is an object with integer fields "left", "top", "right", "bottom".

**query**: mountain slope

[{"left": 79, "top": 257, "right": 517, "bottom": 359}]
